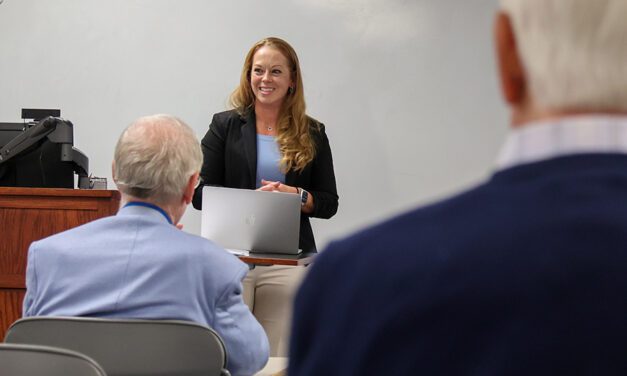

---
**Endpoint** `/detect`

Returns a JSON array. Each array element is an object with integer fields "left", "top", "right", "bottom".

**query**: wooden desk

[
  {"left": 0, "top": 187, "right": 120, "bottom": 339},
  {"left": 239, "top": 252, "right": 316, "bottom": 267}
]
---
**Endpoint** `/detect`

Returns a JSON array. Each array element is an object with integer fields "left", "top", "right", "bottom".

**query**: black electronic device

[
  {"left": 21, "top": 108, "right": 61, "bottom": 121},
  {"left": 0, "top": 114, "right": 90, "bottom": 189},
  {"left": 0, "top": 122, "right": 25, "bottom": 148}
]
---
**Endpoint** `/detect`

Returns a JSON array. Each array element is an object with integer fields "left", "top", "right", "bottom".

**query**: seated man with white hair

[
  {"left": 23, "top": 114, "right": 269, "bottom": 376},
  {"left": 289, "top": 0, "right": 627, "bottom": 375}
]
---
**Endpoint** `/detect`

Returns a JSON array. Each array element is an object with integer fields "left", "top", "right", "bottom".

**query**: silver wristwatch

[{"left": 298, "top": 188, "right": 309, "bottom": 206}]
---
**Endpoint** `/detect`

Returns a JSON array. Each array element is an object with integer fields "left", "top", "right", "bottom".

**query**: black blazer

[{"left": 193, "top": 109, "right": 339, "bottom": 253}]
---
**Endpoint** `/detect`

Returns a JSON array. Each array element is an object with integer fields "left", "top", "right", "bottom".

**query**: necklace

[{"left": 258, "top": 122, "right": 275, "bottom": 133}]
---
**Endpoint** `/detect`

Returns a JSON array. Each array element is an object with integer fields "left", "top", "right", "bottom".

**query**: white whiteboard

[{"left": 0, "top": 0, "right": 507, "bottom": 249}]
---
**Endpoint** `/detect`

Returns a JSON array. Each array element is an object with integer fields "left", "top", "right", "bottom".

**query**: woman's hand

[
  {"left": 258, "top": 179, "right": 314, "bottom": 214},
  {"left": 258, "top": 179, "right": 299, "bottom": 194}
]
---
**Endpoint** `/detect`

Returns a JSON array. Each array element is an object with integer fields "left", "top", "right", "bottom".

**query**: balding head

[
  {"left": 498, "top": 0, "right": 627, "bottom": 117},
  {"left": 113, "top": 114, "right": 202, "bottom": 206}
]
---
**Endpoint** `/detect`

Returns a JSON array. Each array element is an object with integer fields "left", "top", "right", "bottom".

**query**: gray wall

[{"left": 0, "top": 0, "right": 507, "bottom": 249}]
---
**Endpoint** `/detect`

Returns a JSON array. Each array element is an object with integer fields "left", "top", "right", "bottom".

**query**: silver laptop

[{"left": 201, "top": 186, "right": 302, "bottom": 254}]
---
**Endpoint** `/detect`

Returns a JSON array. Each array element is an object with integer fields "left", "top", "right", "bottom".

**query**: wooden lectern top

[{"left": 0, "top": 187, "right": 121, "bottom": 339}]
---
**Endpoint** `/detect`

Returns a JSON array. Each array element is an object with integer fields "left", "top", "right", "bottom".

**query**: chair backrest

[
  {"left": 0, "top": 343, "right": 107, "bottom": 376},
  {"left": 5, "top": 317, "right": 230, "bottom": 376}
]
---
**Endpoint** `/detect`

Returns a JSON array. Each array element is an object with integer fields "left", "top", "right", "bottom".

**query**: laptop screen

[{"left": 201, "top": 186, "right": 301, "bottom": 254}]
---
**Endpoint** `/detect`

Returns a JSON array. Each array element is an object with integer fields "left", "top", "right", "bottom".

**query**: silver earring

[{"left": 288, "top": 87, "right": 294, "bottom": 94}]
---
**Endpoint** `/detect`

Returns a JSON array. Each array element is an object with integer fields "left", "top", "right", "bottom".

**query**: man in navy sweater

[{"left": 289, "top": 0, "right": 627, "bottom": 375}]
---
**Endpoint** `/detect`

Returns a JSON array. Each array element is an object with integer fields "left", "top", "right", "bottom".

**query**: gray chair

[
  {"left": 5, "top": 317, "right": 231, "bottom": 376},
  {"left": 0, "top": 343, "right": 107, "bottom": 376}
]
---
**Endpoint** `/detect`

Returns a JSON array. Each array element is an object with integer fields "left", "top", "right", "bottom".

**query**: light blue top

[
  {"left": 23, "top": 204, "right": 269, "bottom": 376},
  {"left": 256, "top": 134, "right": 285, "bottom": 188}
]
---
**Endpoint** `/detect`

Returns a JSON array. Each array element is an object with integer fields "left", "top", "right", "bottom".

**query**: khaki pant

[{"left": 242, "top": 265, "right": 307, "bottom": 356}]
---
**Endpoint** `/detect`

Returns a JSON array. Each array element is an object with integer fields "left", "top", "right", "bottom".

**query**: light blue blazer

[{"left": 23, "top": 204, "right": 269, "bottom": 376}]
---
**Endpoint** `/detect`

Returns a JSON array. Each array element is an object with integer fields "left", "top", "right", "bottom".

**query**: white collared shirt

[{"left": 496, "top": 115, "right": 627, "bottom": 171}]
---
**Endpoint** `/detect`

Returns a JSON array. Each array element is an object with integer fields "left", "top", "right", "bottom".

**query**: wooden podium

[{"left": 0, "top": 187, "right": 120, "bottom": 339}]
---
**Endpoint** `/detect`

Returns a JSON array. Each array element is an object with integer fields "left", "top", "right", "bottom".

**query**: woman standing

[{"left": 193, "top": 37, "right": 339, "bottom": 356}]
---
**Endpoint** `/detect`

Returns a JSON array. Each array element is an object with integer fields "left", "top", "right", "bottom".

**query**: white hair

[
  {"left": 500, "top": 0, "right": 627, "bottom": 112},
  {"left": 114, "top": 114, "right": 202, "bottom": 204}
]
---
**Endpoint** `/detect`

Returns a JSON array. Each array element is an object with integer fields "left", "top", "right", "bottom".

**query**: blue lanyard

[{"left": 123, "top": 201, "right": 173, "bottom": 224}]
